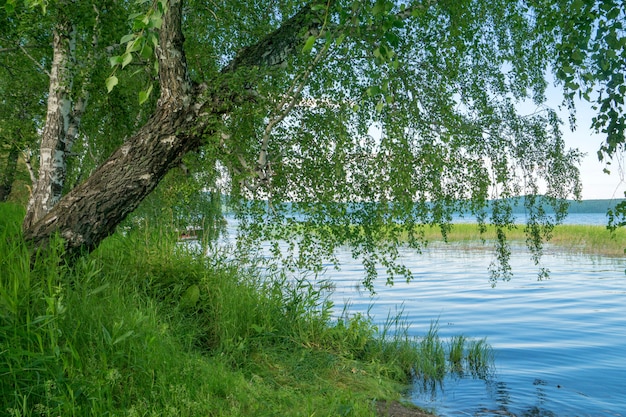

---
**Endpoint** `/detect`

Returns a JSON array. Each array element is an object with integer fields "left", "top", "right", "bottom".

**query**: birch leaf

[
  {"left": 302, "top": 35, "right": 316, "bottom": 53},
  {"left": 105, "top": 76, "right": 118, "bottom": 93}
]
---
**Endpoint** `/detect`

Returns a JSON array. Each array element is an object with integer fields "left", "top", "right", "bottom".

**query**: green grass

[
  {"left": 418, "top": 223, "right": 626, "bottom": 256},
  {"left": 1, "top": 202, "right": 493, "bottom": 416}
]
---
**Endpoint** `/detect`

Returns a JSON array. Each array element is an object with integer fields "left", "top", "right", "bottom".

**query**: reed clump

[
  {"left": 0, "top": 203, "right": 492, "bottom": 417},
  {"left": 419, "top": 223, "right": 625, "bottom": 256}
]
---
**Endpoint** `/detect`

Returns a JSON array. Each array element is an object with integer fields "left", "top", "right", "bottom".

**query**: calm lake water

[
  {"left": 219, "top": 213, "right": 625, "bottom": 416},
  {"left": 326, "top": 243, "right": 625, "bottom": 417}
]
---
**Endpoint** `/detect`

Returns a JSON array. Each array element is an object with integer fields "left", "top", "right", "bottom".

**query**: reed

[
  {"left": 418, "top": 223, "right": 625, "bottom": 256},
  {"left": 448, "top": 335, "right": 467, "bottom": 372}
]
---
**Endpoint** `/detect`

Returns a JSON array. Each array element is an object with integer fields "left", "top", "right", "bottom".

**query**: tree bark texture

[
  {"left": 23, "top": 0, "right": 328, "bottom": 256},
  {"left": 23, "top": 18, "right": 75, "bottom": 230}
]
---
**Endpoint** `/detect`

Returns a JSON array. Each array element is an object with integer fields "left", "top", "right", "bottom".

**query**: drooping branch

[
  {"left": 254, "top": 42, "right": 331, "bottom": 186},
  {"left": 23, "top": 0, "right": 337, "bottom": 256}
]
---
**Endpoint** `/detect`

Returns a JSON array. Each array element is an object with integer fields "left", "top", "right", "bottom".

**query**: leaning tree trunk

[
  {"left": 23, "top": 0, "right": 199, "bottom": 255},
  {"left": 23, "top": 0, "right": 330, "bottom": 256}
]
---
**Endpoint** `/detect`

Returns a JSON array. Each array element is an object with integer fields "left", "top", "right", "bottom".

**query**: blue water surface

[
  {"left": 325, "top": 243, "right": 625, "bottom": 417},
  {"left": 217, "top": 212, "right": 625, "bottom": 416}
]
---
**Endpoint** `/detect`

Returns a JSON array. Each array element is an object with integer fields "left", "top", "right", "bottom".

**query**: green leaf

[
  {"left": 109, "top": 56, "right": 122, "bottom": 67},
  {"left": 101, "top": 325, "right": 111, "bottom": 345},
  {"left": 250, "top": 324, "right": 265, "bottom": 333},
  {"left": 150, "top": 12, "right": 163, "bottom": 29},
  {"left": 385, "top": 32, "right": 400, "bottom": 48},
  {"left": 138, "top": 91, "right": 149, "bottom": 104},
  {"left": 571, "top": 50, "right": 584, "bottom": 63},
  {"left": 105, "top": 76, "right": 118, "bottom": 93},
  {"left": 112, "top": 330, "right": 135, "bottom": 346},
  {"left": 138, "top": 84, "right": 153, "bottom": 105},
  {"left": 571, "top": 0, "right": 584, "bottom": 13},
  {"left": 25, "top": 0, "right": 46, "bottom": 13},
  {"left": 607, "top": 6, "right": 620, "bottom": 20},
  {"left": 303, "top": 35, "right": 316, "bottom": 53},
  {"left": 599, "top": 60, "right": 610, "bottom": 71},
  {"left": 126, "top": 38, "right": 142, "bottom": 53},
  {"left": 392, "top": 18, "right": 405, "bottom": 29},
  {"left": 120, "top": 34, "right": 135, "bottom": 44},
  {"left": 121, "top": 52, "right": 133, "bottom": 68},
  {"left": 140, "top": 44, "right": 153, "bottom": 59},
  {"left": 180, "top": 285, "right": 200, "bottom": 308},
  {"left": 367, "top": 85, "right": 381, "bottom": 96},
  {"left": 132, "top": 17, "right": 147, "bottom": 31},
  {"left": 149, "top": 33, "right": 159, "bottom": 47},
  {"left": 4, "top": 1, "right": 15, "bottom": 14}
]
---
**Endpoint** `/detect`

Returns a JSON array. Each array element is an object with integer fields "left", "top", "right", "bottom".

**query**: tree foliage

[{"left": 1, "top": 0, "right": 623, "bottom": 285}]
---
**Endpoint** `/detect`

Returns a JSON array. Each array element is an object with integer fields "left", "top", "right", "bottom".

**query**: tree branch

[
  {"left": 19, "top": 44, "right": 51, "bottom": 78},
  {"left": 257, "top": 42, "right": 331, "bottom": 174},
  {"left": 222, "top": 0, "right": 335, "bottom": 74},
  {"left": 157, "top": 0, "right": 191, "bottom": 107},
  {"left": 22, "top": 0, "right": 339, "bottom": 255}
]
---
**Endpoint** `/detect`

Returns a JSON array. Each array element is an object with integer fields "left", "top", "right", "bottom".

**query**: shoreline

[
  {"left": 411, "top": 223, "right": 625, "bottom": 257},
  {"left": 376, "top": 400, "right": 436, "bottom": 416}
]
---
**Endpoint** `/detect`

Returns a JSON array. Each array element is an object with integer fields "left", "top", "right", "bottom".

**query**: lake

[
  {"left": 219, "top": 212, "right": 625, "bottom": 416},
  {"left": 326, "top": 243, "right": 625, "bottom": 417}
]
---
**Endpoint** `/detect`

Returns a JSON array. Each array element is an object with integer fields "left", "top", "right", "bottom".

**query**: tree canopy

[{"left": 1, "top": 0, "right": 624, "bottom": 286}]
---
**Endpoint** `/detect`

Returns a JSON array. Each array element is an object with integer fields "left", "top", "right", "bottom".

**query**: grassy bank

[
  {"left": 419, "top": 223, "right": 626, "bottom": 256},
  {"left": 0, "top": 203, "right": 491, "bottom": 417}
]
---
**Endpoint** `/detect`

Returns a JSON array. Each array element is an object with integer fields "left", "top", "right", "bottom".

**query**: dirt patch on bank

[{"left": 376, "top": 400, "right": 436, "bottom": 417}]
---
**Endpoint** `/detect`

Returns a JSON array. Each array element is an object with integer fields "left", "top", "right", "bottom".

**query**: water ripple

[{"left": 323, "top": 246, "right": 626, "bottom": 416}]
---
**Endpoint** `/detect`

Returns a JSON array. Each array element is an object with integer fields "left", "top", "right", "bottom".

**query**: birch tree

[{"left": 2, "top": 0, "right": 624, "bottom": 283}]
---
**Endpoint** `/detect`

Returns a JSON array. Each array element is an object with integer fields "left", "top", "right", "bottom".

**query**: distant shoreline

[{"left": 417, "top": 223, "right": 625, "bottom": 257}]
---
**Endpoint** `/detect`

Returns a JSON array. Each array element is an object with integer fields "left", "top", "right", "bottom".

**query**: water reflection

[
  {"left": 466, "top": 380, "right": 559, "bottom": 417},
  {"left": 493, "top": 380, "right": 511, "bottom": 407},
  {"left": 411, "top": 373, "right": 567, "bottom": 416}
]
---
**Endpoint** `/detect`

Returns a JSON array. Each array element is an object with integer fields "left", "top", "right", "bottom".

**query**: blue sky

[{"left": 540, "top": 84, "right": 625, "bottom": 200}]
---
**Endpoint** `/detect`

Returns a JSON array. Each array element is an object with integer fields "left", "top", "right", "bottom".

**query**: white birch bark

[
  {"left": 23, "top": 0, "right": 334, "bottom": 255},
  {"left": 23, "top": 18, "right": 83, "bottom": 231}
]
